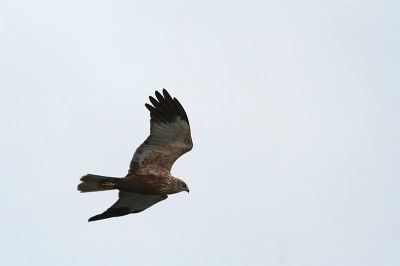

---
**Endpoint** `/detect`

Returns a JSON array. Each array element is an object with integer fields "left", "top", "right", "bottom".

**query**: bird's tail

[{"left": 77, "top": 174, "right": 120, "bottom": 193}]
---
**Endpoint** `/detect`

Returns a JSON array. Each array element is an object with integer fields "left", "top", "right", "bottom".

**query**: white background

[{"left": 1, "top": 1, "right": 399, "bottom": 265}]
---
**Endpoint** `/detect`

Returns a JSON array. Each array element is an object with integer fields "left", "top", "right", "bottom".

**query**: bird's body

[{"left": 78, "top": 89, "right": 192, "bottom": 222}]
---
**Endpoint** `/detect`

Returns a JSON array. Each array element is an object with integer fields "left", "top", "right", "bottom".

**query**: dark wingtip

[
  {"left": 88, "top": 213, "right": 107, "bottom": 222},
  {"left": 146, "top": 89, "right": 189, "bottom": 125},
  {"left": 173, "top": 97, "right": 189, "bottom": 123},
  {"left": 87, "top": 207, "right": 131, "bottom": 222}
]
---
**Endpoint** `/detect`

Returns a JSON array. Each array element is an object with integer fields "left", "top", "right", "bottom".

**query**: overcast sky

[{"left": 1, "top": 1, "right": 399, "bottom": 265}]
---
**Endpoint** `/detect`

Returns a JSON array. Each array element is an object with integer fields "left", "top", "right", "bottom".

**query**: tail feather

[{"left": 78, "top": 174, "right": 120, "bottom": 193}]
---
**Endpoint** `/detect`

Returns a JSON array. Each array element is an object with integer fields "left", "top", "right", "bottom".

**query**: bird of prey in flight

[{"left": 78, "top": 89, "right": 193, "bottom": 222}]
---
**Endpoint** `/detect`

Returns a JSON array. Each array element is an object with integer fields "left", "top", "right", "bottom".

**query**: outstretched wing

[
  {"left": 127, "top": 89, "right": 193, "bottom": 176},
  {"left": 88, "top": 191, "right": 168, "bottom": 222}
]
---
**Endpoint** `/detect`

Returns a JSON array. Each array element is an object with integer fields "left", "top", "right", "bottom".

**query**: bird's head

[{"left": 176, "top": 178, "right": 189, "bottom": 193}]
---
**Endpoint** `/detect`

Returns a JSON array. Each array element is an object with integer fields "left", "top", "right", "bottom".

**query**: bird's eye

[{"left": 182, "top": 183, "right": 187, "bottom": 188}]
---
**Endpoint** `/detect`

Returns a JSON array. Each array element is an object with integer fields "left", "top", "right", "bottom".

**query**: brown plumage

[{"left": 77, "top": 89, "right": 192, "bottom": 222}]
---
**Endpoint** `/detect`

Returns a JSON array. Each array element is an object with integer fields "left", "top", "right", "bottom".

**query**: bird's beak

[{"left": 187, "top": 188, "right": 190, "bottom": 193}]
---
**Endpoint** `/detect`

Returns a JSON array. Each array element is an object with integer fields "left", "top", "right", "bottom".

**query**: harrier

[{"left": 78, "top": 89, "right": 193, "bottom": 222}]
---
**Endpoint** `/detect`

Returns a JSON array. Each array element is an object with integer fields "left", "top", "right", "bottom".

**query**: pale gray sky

[{"left": 1, "top": 1, "right": 399, "bottom": 265}]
